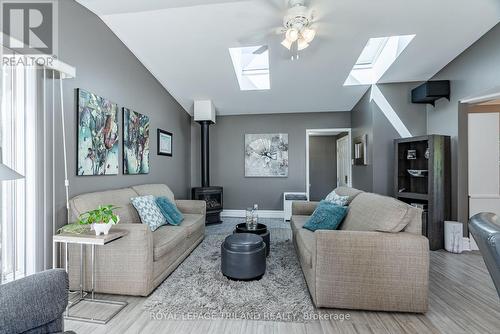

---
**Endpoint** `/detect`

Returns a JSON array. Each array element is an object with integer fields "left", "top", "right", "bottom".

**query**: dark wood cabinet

[{"left": 394, "top": 135, "right": 451, "bottom": 250}]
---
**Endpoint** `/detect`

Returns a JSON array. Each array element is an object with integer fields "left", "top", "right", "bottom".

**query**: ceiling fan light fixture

[
  {"left": 301, "top": 28, "right": 316, "bottom": 43},
  {"left": 285, "top": 28, "right": 299, "bottom": 42},
  {"left": 281, "top": 38, "right": 293, "bottom": 50},
  {"left": 297, "top": 38, "right": 309, "bottom": 51}
]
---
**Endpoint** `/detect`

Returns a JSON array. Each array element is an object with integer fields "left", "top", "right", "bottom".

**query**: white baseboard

[{"left": 221, "top": 210, "right": 284, "bottom": 219}]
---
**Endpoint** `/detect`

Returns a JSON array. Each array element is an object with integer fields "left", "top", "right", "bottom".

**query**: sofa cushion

[
  {"left": 70, "top": 188, "right": 141, "bottom": 224},
  {"left": 131, "top": 184, "right": 175, "bottom": 202},
  {"left": 153, "top": 225, "right": 187, "bottom": 261},
  {"left": 303, "top": 201, "right": 348, "bottom": 232},
  {"left": 296, "top": 228, "right": 315, "bottom": 268},
  {"left": 341, "top": 192, "right": 412, "bottom": 233},
  {"left": 131, "top": 195, "right": 167, "bottom": 231},
  {"left": 291, "top": 215, "right": 308, "bottom": 233},
  {"left": 181, "top": 214, "right": 205, "bottom": 239},
  {"left": 334, "top": 187, "right": 364, "bottom": 204},
  {"left": 156, "top": 196, "right": 184, "bottom": 225},
  {"left": 325, "top": 190, "right": 349, "bottom": 206}
]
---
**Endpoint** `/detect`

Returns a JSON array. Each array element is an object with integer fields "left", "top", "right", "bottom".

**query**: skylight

[
  {"left": 229, "top": 46, "right": 270, "bottom": 91},
  {"left": 344, "top": 35, "right": 415, "bottom": 86}
]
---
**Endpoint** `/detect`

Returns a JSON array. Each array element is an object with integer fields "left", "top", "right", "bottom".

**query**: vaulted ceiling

[{"left": 76, "top": 0, "right": 500, "bottom": 115}]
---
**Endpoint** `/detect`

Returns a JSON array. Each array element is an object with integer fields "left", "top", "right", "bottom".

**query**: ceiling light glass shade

[
  {"left": 297, "top": 38, "right": 309, "bottom": 51},
  {"left": 281, "top": 38, "right": 292, "bottom": 50},
  {"left": 285, "top": 28, "right": 299, "bottom": 42},
  {"left": 301, "top": 28, "right": 316, "bottom": 43}
]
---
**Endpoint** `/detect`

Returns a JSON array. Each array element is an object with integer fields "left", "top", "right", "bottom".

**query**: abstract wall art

[
  {"left": 77, "top": 89, "right": 119, "bottom": 176},
  {"left": 245, "top": 133, "right": 288, "bottom": 177},
  {"left": 123, "top": 107, "right": 150, "bottom": 174}
]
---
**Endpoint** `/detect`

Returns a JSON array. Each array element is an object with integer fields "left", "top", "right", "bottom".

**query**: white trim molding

[{"left": 221, "top": 210, "right": 284, "bottom": 219}]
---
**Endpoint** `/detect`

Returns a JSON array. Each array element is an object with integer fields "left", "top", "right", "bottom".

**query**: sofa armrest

[
  {"left": 0, "top": 269, "right": 68, "bottom": 334},
  {"left": 314, "top": 230, "right": 429, "bottom": 312},
  {"left": 68, "top": 223, "right": 154, "bottom": 296},
  {"left": 176, "top": 200, "right": 206, "bottom": 216},
  {"left": 292, "top": 201, "right": 319, "bottom": 216}
]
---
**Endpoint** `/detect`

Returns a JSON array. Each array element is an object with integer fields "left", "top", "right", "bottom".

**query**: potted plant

[{"left": 78, "top": 205, "right": 120, "bottom": 236}]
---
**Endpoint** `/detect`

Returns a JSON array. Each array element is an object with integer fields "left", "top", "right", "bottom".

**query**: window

[
  {"left": 0, "top": 52, "right": 38, "bottom": 283},
  {"left": 229, "top": 45, "right": 270, "bottom": 91},
  {"left": 344, "top": 35, "right": 415, "bottom": 86}
]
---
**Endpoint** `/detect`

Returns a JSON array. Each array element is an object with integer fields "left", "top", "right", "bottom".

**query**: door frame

[{"left": 305, "top": 128, "right": 352, "bottom": 200}]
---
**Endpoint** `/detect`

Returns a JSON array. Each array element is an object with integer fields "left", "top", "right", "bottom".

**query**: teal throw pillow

[
  {"left": 156, "top": 196, "right": 184, "bottom": 226},
  {"left": 131, "top": 195, "right": 166, "bottom": 231},
  {"left": 303, "top": 200, "right": 348, "bottom": 232}
]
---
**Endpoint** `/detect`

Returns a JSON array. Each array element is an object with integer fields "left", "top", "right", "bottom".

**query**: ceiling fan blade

[
  {"left": 237, "top": 26, "right": 283, "bottom": 45},
  {"left": 255, "top": 0, "right": 288, "bottom": 13},
  {"left": 253, "top": 45, "right": 269, "bottom": 54}
]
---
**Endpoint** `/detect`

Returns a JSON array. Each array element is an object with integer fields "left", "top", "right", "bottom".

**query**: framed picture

[
  {"left": 77, "top": 89, "right": 119, "bottom": 176},
  {"left": 123, "top": 107, "right": 150, "bottom": 174},
  {"left": 245, "top": 133, "right": 288, "bottom": 177},
  {"left": 157, "top": 129, "right": 172, "bottom": 157}
]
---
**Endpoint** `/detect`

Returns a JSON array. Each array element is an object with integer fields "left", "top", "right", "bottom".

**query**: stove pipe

[{"left": 199, "top": 120, "right": 211, "bottom": 188}]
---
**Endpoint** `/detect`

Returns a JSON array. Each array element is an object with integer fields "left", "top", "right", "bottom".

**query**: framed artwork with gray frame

[
  {"left": 245, "top": 133, "right": 288, "bottom": 177},
  {"left": 157, "top": 128, "right": 172, "bottom": 157}
]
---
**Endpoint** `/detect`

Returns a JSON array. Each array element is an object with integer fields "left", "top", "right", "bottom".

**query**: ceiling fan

[
  {"left": 278, "top": 0, "right": 317, "bottom": 57},
  {"left": 241, "top": 0, "right": 320, "bottom": 59}
]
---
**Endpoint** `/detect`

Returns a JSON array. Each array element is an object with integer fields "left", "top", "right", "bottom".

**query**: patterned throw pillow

[
  {"left": 303, "top": 200, "right": 349, "bottom": 232},
  {"left": 131, "top": 195, "right": 167, "bottom": 231},
  {"left": 325, "top": 190, "right": 349, "bottom": 206}
]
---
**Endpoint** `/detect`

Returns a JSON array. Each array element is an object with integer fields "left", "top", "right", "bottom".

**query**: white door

[
  {"left": 337, "top": 135, "right": 351, "bottom": 187},
  {"left": 468, "top": 112, "right": 500, "bottom": 217}
]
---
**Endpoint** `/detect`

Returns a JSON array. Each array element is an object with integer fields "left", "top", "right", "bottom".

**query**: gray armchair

[
  {"left": 469, "top": 212, "right": 500, "bottom": 298},
  {"left": 0, "top": 269, "right": 69, "bottom": 334}
]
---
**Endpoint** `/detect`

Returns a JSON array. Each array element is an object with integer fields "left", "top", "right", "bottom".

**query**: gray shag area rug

[{"left": 143, "top": 228, "right": 317, "bottom": 322}]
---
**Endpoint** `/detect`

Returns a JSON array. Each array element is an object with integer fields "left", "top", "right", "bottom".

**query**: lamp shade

[{"left": 0, "top": 163, "right": 24, "bottom": 181}]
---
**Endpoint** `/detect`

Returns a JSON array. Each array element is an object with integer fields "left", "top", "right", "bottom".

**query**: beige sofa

[
  {"left": 291, "top": 187, "right": 429, "bottom": 313},
  {"left": 66, "top": 184, "right": 206, "bottom": 296}
]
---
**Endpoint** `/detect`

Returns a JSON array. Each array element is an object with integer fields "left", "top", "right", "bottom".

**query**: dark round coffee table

[{"left": 234, "top": 223, "right": 270, "bottom": 256}]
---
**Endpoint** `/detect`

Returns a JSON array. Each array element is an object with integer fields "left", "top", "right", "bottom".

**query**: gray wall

[
  {"left": 55, "top": 1, "right": 191, "bottom": 227},
  {"left": 351, "top": 91, "right": 374, "bottom": 192},
  {"left": 351, "top": 83, "right": 427, "bottom": 195},
  {"left": 427, "top": 22, "right": 500, "bottom": 223},
  {"left": 309, "top": 136, "right": 337, "bottom": 201},
  {"left": 191, "top": 112, "right": 351, "bottom": 210}
]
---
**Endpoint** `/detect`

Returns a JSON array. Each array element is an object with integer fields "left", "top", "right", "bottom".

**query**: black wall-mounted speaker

[{"left": 411, "top": 80, "right": 450, "bottom": 106}]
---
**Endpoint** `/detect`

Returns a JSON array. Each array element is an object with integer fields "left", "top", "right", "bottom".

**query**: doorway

[
  {"left": 306, "top": 129, "right": 352, "bottom": 201},
  {"left": 460, "top": 90, "right": 500, "bottom": 247}
]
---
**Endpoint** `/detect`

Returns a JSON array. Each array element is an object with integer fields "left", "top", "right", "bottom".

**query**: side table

[
  {"left": 234, "top": 223, "right": 270, "bottom": 256},
  {"left": 53, "top": 229, "right": 128, "bottom": 324}
]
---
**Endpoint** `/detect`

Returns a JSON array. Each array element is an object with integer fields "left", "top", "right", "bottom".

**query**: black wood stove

[{"left": 191, "top": 120, "right": 223, "bottom": 224}]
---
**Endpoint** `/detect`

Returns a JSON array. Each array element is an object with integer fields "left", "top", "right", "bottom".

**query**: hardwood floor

[{"left": 65, "top": 224, "right": 500, "bottom": 334}]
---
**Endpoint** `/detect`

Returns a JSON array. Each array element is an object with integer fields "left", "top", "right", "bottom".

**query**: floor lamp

[{"left": 41, "top": 60, "right": 75, "bottom": 270}]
